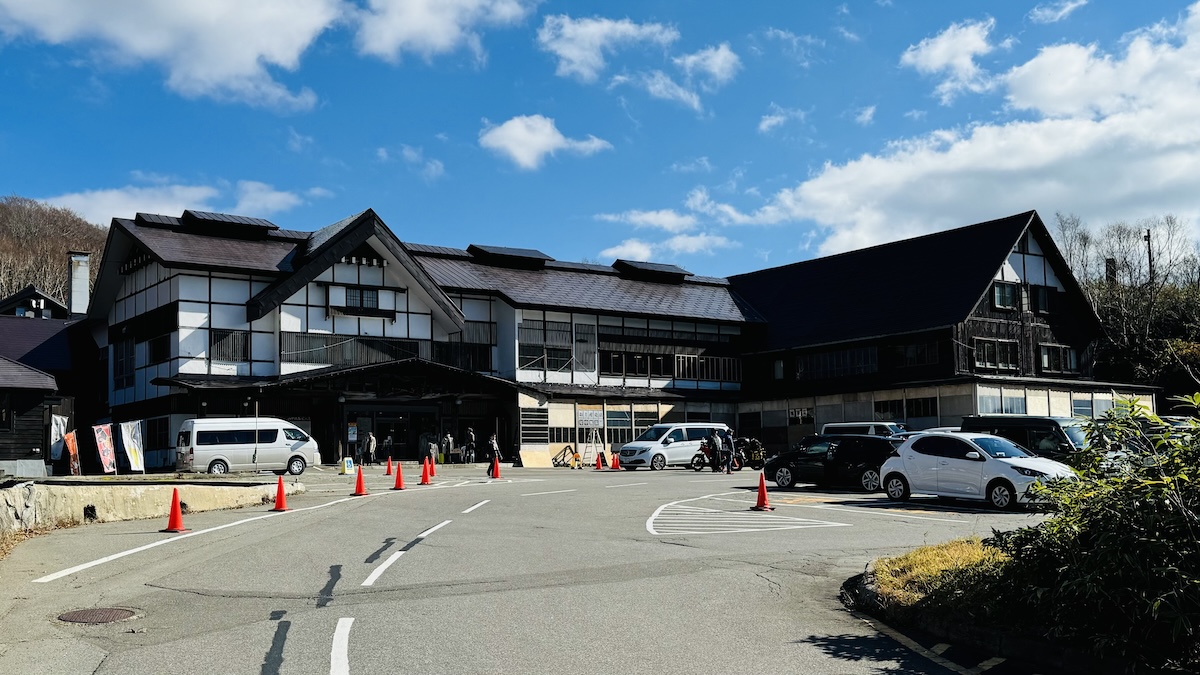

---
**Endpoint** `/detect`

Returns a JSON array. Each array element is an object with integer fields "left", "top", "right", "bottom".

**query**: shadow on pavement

[{"left": 795, "top": 633, "right": 955, "bottom": 675}]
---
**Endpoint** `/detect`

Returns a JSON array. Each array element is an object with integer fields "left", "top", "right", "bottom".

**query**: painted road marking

[
  {"left": 416, "top": 520, "right": 453, "bottom": 538},
  {"left": 932, "top": 643, "right": 951, "bottom": 655},
  {"left": 605, "top": 483, "right": 647, "bottom": 488},
  {"left": 360, "top": 551, "right": 405, "bottom": 587},
  {"left": 520, "top": 489, "right": 577, "bottom": 497},
  {"left": 330, "top": 618, "right": 354, "bottom": 675},
  {"left": 711, "top": 497, "right": 968, "bottom": 524},
  {"left": 462, "top": 500, "right": 490, "bottom": 513},
  {"left": 647, "top": 493, "right": 849, "bottom": 535}
]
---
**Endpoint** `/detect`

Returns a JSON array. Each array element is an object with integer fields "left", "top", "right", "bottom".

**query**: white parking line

[
  {"left": 462, "top": 500, "right": 489, "bottom": 514},
  {"left": 416, "top": 520, "right": 453, "bottom": 538},
  {"left": 688, "top": 478, "right": 742, "bottom": 482},
  {"left": 710, "top": 497, "right": 968, "bottom": 523},
  {"left": 360, "top": 551, "right": 405, "bottom": 587},
  {"left": 520, "top": 489, "right": 577, "bottom": 497},
  {"left": 330, "top": 618, "right": 354, "bottom": 675},
  {"left": 605, "top": 483, "right": 647, "bottom": 488}
]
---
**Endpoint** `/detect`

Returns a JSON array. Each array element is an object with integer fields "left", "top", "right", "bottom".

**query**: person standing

[
  {"left": 364, "top": 432, "right": 378, "bottom": 466},
  {"left": 721, "top": 429, "right": 735, "bottom": 474},
  {"left": 486, "top": 433, "right": 503, "bottom": 477},
  {"left": 708, "top": 430, "right": 723, "bottom": 472},
  {"left": 465, "top": 427, "right": 477, "bottom": 464}
]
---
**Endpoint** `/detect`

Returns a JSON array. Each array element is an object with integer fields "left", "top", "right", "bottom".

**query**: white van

[
  {"left": 176, "top": 417, "right": 320, "bottom": 475},
  {"left": 821, "top": 422, "right": 906, "bottom": 437},
  {"left": 618, "top": 422, "right": 731, "bottom": 471}
]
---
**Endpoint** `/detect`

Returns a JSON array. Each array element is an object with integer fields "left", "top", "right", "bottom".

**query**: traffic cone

[
  {"left": 750, "top": 473, "right": 774, "bottom": 511},
  {"left": 385, "top": 457, "right": 393, "bottom": 476},
  {"left": 392, "top": 461, "right": 405, "bottom": 490},
  {"left": 270, "top": 476, "right": 289, "bottom": 512},
  {"left": 610, "top": 451, "right": 621, "bottom": 470},
  {"left": 429, "top": 456, "right": 437, "bottom": 477},
  {"left": 419, "top": 457, "right": 432, "bottom": 485},
  {"left": 352, "top": 466, "right": 368, "bottom": 496},
  {"left": 594, "top": 454, "right": 603, "bottom": 471},
  {"left": 490, "top": 456, "right": 502, "bottom": 480},
  {"left": 161, "top": 488, "right": 190, "bottom": 533}
]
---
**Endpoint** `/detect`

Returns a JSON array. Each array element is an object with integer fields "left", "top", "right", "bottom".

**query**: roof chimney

[{"left": 68, "top": 252, "right": 90, "bottom": 316}]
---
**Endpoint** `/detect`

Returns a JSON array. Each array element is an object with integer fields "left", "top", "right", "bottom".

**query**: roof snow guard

[
  {"left": 467, "top": 244, "right": 553, "bottom": 270},
  {"left": 612, "top": 259, "right": 692, "bottom": 284},
  {"left": 182, "top": 210, "right": 278, "bottom": 230}
]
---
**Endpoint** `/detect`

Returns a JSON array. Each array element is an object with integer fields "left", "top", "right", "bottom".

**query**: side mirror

[
  {"left": 965, "top": 451, "right": 981, "bottom": 460},
  {"left": 663, "top": 438, "right": 673, "bottom": 445}
]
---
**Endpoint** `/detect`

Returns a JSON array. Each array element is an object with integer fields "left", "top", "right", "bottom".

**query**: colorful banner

[
  {"left": 93, "top": 424, "right": 116, "bottom": 474},
  {"left": 50, "top": 414, "right": 68, "bottom": 461},
  {"left": 65, "top": 431, "right": 80, "bottom": 476},
  {"left": 119, "top": 420, "right": 145, "bottom": 473}
]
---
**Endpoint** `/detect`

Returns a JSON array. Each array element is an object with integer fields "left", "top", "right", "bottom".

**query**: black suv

[{"left": 764, "top": 435, "right": 901, "bottom": 492}]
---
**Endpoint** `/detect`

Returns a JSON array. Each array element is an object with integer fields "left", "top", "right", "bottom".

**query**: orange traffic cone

[
  {"left": 392, "top": 461, "right": 405, "bottom": 490},
  {"left": 594, "top": 454, "right": 603, "bottom": 471},
  {"left": 750, "top": 473, "right": 774, "bottom": 511},
  {"left": 429, "top": 456, "right": 437, "bottom": 478},
  {"left": 610, "top": 451, "right": 621, "bottom": 470},
  {"left": 419, "top": 457, "right": 432, "bottom": 485},
  {"left": 352, "top": 466, "right": 368, "bottom": 496},
  {"left": 270, "top": 476, "right": 289, "bottom": 512},
  {"left": 385, "top": 457, "right": 393, "bottom": 476},
  {"left": 161, "top": 488, "right": 190, "bottom": 533},
  {"left": 490, "top": 456, "right": 502, "bottom": 480}
]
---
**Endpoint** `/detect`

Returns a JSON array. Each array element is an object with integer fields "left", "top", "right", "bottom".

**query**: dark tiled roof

[
  {"left": 613, "top": 259, "right": 691, "bottom": 275},
  {"left": 728, "top": 211, "right": 1038, "bottom": 351},
  {"left": 0, "top": 355, "right": 56, "bottom": 390},
  {"left": 414, "top": 251, "right": 757, "bottom": 323},
  {"left": 114, "top": 218, "right": 299, "bottom": 274},
  {"left": 0, "top": 316, "right": 74, "bottom": 372},
  {"left": 306, "top": 210, "right": 368, "bottom": 257},
  {"left": 467, "top": 244, "right": 552, "bottom": 261},
  {"left": 182, "top": 210, "right": 278, "bottom": 229}
]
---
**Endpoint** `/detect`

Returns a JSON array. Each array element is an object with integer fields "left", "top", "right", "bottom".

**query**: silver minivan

[
  {"left": 176, "top": 417, "right": 320, "bottom": 475},
  {"left": 821, "top": 422, "right": 906, "bottom": 437},
  {"left": 618, "top": 422, "right": 731, "bottom": 471}
]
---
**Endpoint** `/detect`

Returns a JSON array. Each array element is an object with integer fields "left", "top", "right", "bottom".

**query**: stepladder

[{"left": 580, "top": 427, "right": 605, "bottom": 467}]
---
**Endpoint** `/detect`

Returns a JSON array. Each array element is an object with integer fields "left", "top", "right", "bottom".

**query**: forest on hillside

[{"left": 0, "top": 196, "right": 106, "bottom": 303}]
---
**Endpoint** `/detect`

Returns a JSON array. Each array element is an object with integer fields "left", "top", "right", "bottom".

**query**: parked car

[
  {"left": 958, "top": 415, "right": 1087, "bottom": 462},
  {"left": 765, "top": 434, "right": 901, "bottom": 491},
  {"left": 821, "top": 421, "right": 906, "bottom": 436},
  {"left": 880, "top": 432, "right": 1075, "bottom": 509},
  {"left": 618, "top": 422, "right": 731, "bottom": 470},
  {"left": 176, "top": 417, "right": 320, "bottom": 475},
  {"left": 891, "top": 427, "right": 959, "bottom": 441}
]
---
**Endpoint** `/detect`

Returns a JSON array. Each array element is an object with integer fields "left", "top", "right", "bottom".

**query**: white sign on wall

[{"left": 577, "top": 410, "right": 603, "bottom": 428}]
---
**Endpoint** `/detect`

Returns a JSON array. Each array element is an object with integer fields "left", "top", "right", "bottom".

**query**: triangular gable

[
  {"left": 246, "top": 210, "right": 465, "bottom": 330},
  {"left": 0, "top": 284, "right": 69, "bottom": 315}
]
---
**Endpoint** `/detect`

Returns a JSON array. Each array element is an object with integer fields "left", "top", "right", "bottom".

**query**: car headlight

[{"left": 1014, "top": 467, "right": 1046, "bottom": 477}]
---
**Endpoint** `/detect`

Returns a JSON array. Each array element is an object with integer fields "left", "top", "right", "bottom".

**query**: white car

[{"left": 880, "top": 432, "right": 1075, "bottom": 509}]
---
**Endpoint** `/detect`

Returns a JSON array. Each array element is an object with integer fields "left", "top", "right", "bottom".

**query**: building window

[
  {"left": 520, "top": 407, "right": 549, "bottom": 445},
  {"left": 114, "top": 338, "right": 135, "bottom": 390},
  {"left": 773, "top": 359, "right": 784, "bottom": 379},
  {"left": 1040, "top": 345, "right": 1079, "bottom": 374},
  {"left": 650, "top": 355, "right": 672, "bottom": 378},
  {"left": 549, "top": 427, "right": 576, "bottom": 444},
  {"left": 896, "top": 341, "right": 938, "bottom": 367},
  {"left": 210, "top": 329, "right": 250, "bottom": 362},
  {"left": 346, "top": 287, "right": 379, "bottom": 309},
  {"left": 975, "top": 339, "right": 1018, "bottom": 370},
  {"left": 0, "top": 392, "right": 10, "bottom": 431},
  {"left": 993, "top": 282, "right": 1018, "bottom": 310},
  {"left": 1072, "top": 396, "right": 1093, "bottom": 417},
  {"left": 1030, "top": 285, "right": 1052, "bottom": 314},
  {"left": 573, "top": 323, "right": 596, "bottom": 371},
  {"left": 908, "top": 397, "right": 937, "bottom": 418},
  {"left": 147, "top": 334, "right": 170, "bottom": 365},
  {"left": 978, "top": 386, "right": 1002, "bottom": 414},
  {"left": 1002, "top": 391, "right": 1027, "bottom": 414},
  {"left": 874, "top": 399, "right": 904, "bottom": 421},
  {"left": 606, "top": 409, "right": 633, "bottom": 444},
  {"left": 518, "top": 319, "right": 573, "bottom": 372},
  {"left": 145, "top": 417, "right": 170, "bottom": 450},
  {"left": 796, "top": 347, "right": 878, "bottom": 380}
]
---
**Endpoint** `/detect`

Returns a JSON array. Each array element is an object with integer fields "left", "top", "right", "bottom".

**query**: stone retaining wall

[{"left": 0, "top": 482, "right": 306, "bottom": 535}]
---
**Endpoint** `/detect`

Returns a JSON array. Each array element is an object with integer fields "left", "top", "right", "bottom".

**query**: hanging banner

[
  {"left": 119, "top": 420, "right": 145, "bottom": 473},
  {"left": 50, "top": 414, "right": 68, "bottom": 461},
  {"left": 64, "top": 431, "right": 80, "bottom": 476},
  {"left": 93, "top": 424, "right": 117, "bottom": 474}
]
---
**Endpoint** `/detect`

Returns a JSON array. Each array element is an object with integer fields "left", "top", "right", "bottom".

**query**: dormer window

[
  {"left": 992, "top": 282, "right": 1018, "bottom": 310},
  {"left": 347, "top": 287, "right": 378, "bottom": 309}
]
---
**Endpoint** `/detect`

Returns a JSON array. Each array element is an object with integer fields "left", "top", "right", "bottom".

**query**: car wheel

[
  {"left": 208, "top": 460, "right": 229, "bottom": 475},
  {"left": 650, "top": 454, "right": 666, "bottom": 471},
  {"left": 859, "top": 467, "right": 882, "bottom": 492},
  {"left": 287, "top": 457, "right": 306, "bottom": 475},
  {"left": 884, "top": 474, "right": 910, "bottom": 501},
  {"left": 774, "top": 466, "right": 795, "bottom": 489},
  {"left": 987, "top": 480, "right": 1018, "bottom": 510}
]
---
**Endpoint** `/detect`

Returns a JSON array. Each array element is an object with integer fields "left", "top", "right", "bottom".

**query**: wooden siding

[{"left": 0, "top": 389, "right": 50, "bottom": 461}]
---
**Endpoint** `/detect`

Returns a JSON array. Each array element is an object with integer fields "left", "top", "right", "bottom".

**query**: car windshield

[
  {"left": 635, "top": 425, "right": 671, "bottom": 442},
  {"left": 1062, "top": 423, "right": 1087, "bottom": 448},
  {"left": 973, "top": 436, "right": 1034, "bottom": 459}
]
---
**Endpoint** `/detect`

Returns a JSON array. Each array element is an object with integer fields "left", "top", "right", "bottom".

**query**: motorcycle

[
  {"left": 737, "top": 437, "right": 767, "bottom": 470},
  {"left": 691, "top": 439, "right": 744, "bottom": 472}
]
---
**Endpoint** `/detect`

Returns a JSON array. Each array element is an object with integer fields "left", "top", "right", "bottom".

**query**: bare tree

[{"left": 0, "top": 196, "right": 107, "bottom": 303}]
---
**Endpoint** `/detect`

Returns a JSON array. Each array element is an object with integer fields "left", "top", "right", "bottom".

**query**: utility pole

[{"left": 1144, "top": 228, "right": 1154, "bottom": 284}]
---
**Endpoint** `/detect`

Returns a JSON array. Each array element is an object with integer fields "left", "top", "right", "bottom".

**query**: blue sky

[{"left": 2, "top": 0, "right": 1199, "bottom": 276}]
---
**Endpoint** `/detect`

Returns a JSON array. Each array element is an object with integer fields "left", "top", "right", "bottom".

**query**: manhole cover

[{"left": 58, "top": 608, "right": 136, "bottom": 624}]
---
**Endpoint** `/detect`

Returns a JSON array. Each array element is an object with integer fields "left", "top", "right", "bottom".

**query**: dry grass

[{"left": 872, "top": 537, "right": 1009, "bottom": 609}]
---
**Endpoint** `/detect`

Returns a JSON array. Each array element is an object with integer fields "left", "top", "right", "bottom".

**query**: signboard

[
  {"left": 577, "top": 409, "right": 603, "bottom": 428},
  {"left": 120, "top": 420, "right": 146, "bottom": 473},
  {"left": 93, "top": 424, "right": 116, "bottom": 474},
  {"left": 50, "top": 415, "right": 68, "bottom": 461},
  {"left": 64, "top": 431, "right": 80, "bottom": 476},
  {"left": 339, "top": 457, "right": 355, "bottom": 475},
  {"left": 347, "top": 423, "right": 358, "bottom": 443}
]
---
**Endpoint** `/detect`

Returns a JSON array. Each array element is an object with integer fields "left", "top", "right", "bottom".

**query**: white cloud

[
  {"left": 903, "top": 109, "right": 927, "bottom": 120},
  {"left": 401, "top": 145, "right": 423, "bottom": 163},
  {"left": 537, "top": 15, "right": 679, "bottom": 82},
  {"left": 599, "top": 238, "right": 654, "bottom": 261},
  {"left": 421, "top": 159, "right": 445, "bottom": 181},
  {"left": 672, "top": 42, "right": 741, "bottom": 89},
  {"left": 232, "top": 180, "right": 304, "bottom": 215},
  {"left": 764, "top": 27, "right": 824, "bottom": 67},
  {"left": 900, "top": 18, "right": 997, "bottom": 104},
  {"left": 306, "top": 187, "right": 335, "bottom": 199},
  {"left": 759, "top": 102, "right": 805, "bottom": 133},
  {"left": 1029, "top": 0, "right": 1087, "bottom": 24},
  {"left": 0, "top": 0, "right": 341, "bottom": 110},
  {"left": 596, "top": 209, "right": 696, "bottom": 233},
  {"left": 376, "top": 147, "right": 391, "bottom": 161},
  {"left": 478, "top": 114, "right": 612, "bottom": 170},
  {"left": 354, "top": 0, "right": 536, "bottom": 63},
  {"left": 44, "top": 184, "right": 220, "bottom": 225},
  {"left": 394, "top": 144, "right": 446, "bottom": 180},
  {"left": 855, "top": 105, "right": 876, "bottom": 125},
  {"left": 662, "top": 232, "right": 736, "bottom": 254},
  {"left": 670, "top": 156, "right": 714, "bottom": 173},
  {"left": 836, "top": 27, "right": 861, "bottom": 43},
  {"left": 287, "top": 127, "right": 314, "bottom": 153},
  {"left": 613, "top": 70, "right": 701, "bottom": 111},
  {"left": 675, "top": 4, "right": 1200, "bottom": 256}
]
